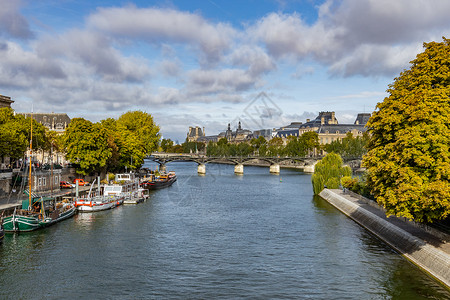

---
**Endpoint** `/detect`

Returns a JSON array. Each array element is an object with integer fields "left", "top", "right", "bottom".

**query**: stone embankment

[{"left": 319, "top": 189, "right": 450, "bottom": 288}]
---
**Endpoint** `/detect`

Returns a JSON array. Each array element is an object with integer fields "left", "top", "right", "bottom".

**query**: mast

[{"left": 28, "top": 112, "right": 33, "bottom": 210}]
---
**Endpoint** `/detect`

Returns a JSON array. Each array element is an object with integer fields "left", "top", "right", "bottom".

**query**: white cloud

[
  {"left": 87, "top": 5, "right": 236, "bottom": 64},
  {"left": 0, "top": 0, "right": 33, "bottom": 39},
  {"left": 249, "top": 0, "right": 450, "bottom": 77},
  {"left": 229, "top": 46, "right": 276, "bottom": 76}
]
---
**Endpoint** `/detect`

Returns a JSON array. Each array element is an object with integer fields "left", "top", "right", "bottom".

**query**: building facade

[
  {"left": 276, "top": 111, "right": 370, "bottom": 145},
  {"left": 0, "top": 94, "right": 14, "bottom": 108}
]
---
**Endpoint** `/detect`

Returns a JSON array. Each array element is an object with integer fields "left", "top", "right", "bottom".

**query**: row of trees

[
  {"left": 206, "top": 133, "right": 320, "bottom": 157},
  {"left": 159, "top": 131, "right": 322, "bottom": 157},
  {"left": 160, "top": 131, "right": 368, "bottom": 159},
  {"left": 0, "top": 108, "right": 160, "bottom": 175},
  {"left": 0, "top": 107, "right": 48, "bottom": 164},
  {"left": 63, "top": 111, "right": 160, "bottom": 175}
]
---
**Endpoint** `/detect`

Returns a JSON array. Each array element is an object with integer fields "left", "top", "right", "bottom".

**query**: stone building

[
  {"left": 19, "top": 112, "right": 71, "bottom": 134},
  {"left": 276, "top": 111, "right": 370, "bottom": 145},
  {"left": 18, "top": 112, "right": 71, "bottom": 165},
  {"left": 187, "top": 126, "right": 205, "bottom": 142},
  {"left": 0, "top": 94, "right": 14, "bottom": 108}
]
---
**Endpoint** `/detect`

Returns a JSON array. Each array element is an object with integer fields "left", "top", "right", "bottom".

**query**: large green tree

[
  {"left": 116, "top": 111, "right": 160, "bottom": 169},
  {"left": 0, "top": 108, "right": 47, "bottom": 162},
  {"left": 63, "top": 118, "right": 112, "bottom": 175},
  {"left": 363, "top": 37, "right": 450, "bottom": 222}
]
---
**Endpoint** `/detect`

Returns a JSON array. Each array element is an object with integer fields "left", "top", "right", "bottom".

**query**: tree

[
  {"left": 63, "top": 118, "right": 112, "bottom": 175},
  {"left": 363, "top": 37, "right": 450, "bottom": 222},
  {"left": 267, "top": 137, "right": 283, "bottom": 156},
  {"left": 116, "top": 111, "right": 160, "bottom": 169},
  {"left": 161, "top": 138, "right": 174, "bottom": 152},
  {"left": 312, "top": 153, "right": 351, "bottom": 195},
  {"left": 0, "top": 108, "right": 47, "bottom": 162},
  {"left": 300, "top": 131, "right": 319, "bottom": 155},
  {"left": 250, "top": 136, "right": 267, "bottom": 155},
  {"left": 325, "top": 132, "right": 368, "bottom": 158},
  {"left": 100, "top": 118, "right": 120, "bottom": 171}
]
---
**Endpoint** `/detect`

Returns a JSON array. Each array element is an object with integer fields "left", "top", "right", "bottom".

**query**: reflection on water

[{"left": 0, "top": 162, "right": 449, "bottom": 299}]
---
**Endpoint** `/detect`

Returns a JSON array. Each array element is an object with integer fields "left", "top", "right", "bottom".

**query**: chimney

[
  {"left": 306, "top": 119, "right": 310, "bottom": 122},
  {"left": 321, "top": 116, "right": 325, "bottom": 125},
  {"left": 203, "top": 127, "right": 205, "bottom": 136},
  {"left": 331, "top": 112, "right": 336, "bottom": 124}
]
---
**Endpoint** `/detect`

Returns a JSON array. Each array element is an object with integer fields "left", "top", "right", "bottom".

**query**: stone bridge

[{"left": 147, "top": 153, "right": 357, "bottom": 175}]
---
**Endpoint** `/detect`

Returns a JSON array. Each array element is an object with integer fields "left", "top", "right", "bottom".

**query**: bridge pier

[
  {"left": 159, "top": 164, "right": 167, "bottom": 173},
  {"left": 303, "top": 161, "right": 316, "bottom": 173},
  {"left": 234, "top": 164, "right": 244, "bottom": 175},
  {"left": 198, "top": 164, "right": 206, "bottom": 175},
  {"left": 269, "top": 164, "right": 280, "bottom": 174}
]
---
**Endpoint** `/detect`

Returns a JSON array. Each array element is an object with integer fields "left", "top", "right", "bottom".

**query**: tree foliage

[
  {"left": 160, "top": 138, "right": 175, "bottom": 152},
  {"left": 0, "top": 108, "right": 47, "bottom": 161},
  {"left": 312, "top": 153, "right": 351, "bottom": 195},
  {"left": 363, "top": 37, "right": 450, "bottom": 222},
  {"left": 63, "top": 118, "right": 112, "bottom": 175},
  {"left": 284, "top": 131, "right": 319, "bottom": 156},
  {"left": 324, "top": 132, "right": 369, "bottom": 158},
  {"left": 116, "top": 111, "right": 160, "bottom": 170}
]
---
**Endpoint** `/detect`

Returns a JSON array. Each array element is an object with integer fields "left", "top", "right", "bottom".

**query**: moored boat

[
  {"left": 0, "top": 222, "right": 4, "bottom": 242},
  {"left": 2, "top": 196, "right": 77, "bottom": 232},
  {"left": 140, "top": 171, "right": 177, "bottom": 190},
  {"left": 74, "top": 196, "right": 116, "bottom": 212},
  {"left": 123, "top": 188, "right": 149, "bottom": 204},
  {"left": 2, "top": 112, "right": 76, "bottom": 233},
  {"left": 105, "top": 174, "right": 147, "bottom": 204}
]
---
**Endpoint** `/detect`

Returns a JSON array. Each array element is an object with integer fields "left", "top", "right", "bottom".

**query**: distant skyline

[{"left": 1, "top": 0, "right": 450, "bottom": 142}]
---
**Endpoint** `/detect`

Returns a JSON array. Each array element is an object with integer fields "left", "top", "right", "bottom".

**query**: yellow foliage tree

[{"left": 363, "top": 37, "right": 450, "bottom": 222}]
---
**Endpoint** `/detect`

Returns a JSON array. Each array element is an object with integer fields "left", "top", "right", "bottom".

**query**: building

[
  {"left": 0, "top": 94, "right": 14, "bottom": 108},
  {"left": 19, "top": 112, "right": 71, "bottom": 134},
  {"left": 190, "top": 122, "right": 253, "bottom": 144},
  {"left": 276, "top": 111, "right": 370, "bottom": 145},
  {"left": 187, "top": 126, "right": 205, "bottom": 142},
  {"left": 17, "top": 113, "right": 71, "bottom": 165}
]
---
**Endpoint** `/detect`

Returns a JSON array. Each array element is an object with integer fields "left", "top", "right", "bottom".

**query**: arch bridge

[{"left": 146, "top": 153, "right": 362, "bottom": 175}]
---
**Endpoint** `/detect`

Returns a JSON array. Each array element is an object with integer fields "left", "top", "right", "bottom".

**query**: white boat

[
  {"left": 123, "top": 188, "right": 149, "bottom": 204},
  {"left": 74, "top": 195, "right": 115, "bottom": 212},
  {"left": 74, "top": 177, "right": 117, "bottom": 212},
  {"left": 105, "top": 175, "right": 148, "bottom": 204}
]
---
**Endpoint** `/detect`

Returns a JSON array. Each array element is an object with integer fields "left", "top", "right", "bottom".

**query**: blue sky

[{"left": 1, "top": 0, "right": 450, "bottom": 142}]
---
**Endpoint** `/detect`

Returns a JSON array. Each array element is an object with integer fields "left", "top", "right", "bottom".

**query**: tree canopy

[
  {"left": 324, "top": 132, "right": 368, "bottom": 158},
  {"left": 63, "top": 118, "right": 112, "bottom": 175},
  {"left": 62, "top": 111, "right": 160, "bottom": 174},
  {"left": 0, "top": 108, "right": 47, "bottom": 162},
  {"left": 363, "top": 37, "right": 450, "bottom": 222}
]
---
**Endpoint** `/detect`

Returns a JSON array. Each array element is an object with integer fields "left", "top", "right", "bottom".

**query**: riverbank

[{"left": 319, "top": 188, "right": 450, "bottom": 289}]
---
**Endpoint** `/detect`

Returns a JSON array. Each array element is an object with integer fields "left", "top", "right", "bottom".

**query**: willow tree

[
  {"left": 363, "top": 37, "right": 450, "bottom": 223},
  {"left": 312, "top": 153, "right": 351, "bottom": 195}
]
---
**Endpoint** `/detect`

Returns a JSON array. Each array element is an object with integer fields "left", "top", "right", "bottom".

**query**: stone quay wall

[{"left": 319, "top": 188, "right": 450, "bottom": 288}]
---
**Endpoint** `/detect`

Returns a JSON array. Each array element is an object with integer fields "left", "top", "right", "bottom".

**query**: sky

[{"left": 1, "top": 0, "right": 450, "bottom": 142}]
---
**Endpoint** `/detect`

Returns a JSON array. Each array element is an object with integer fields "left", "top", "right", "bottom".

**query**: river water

[{"left": 1, "top": 162, "right": 449, "bottom": 299}]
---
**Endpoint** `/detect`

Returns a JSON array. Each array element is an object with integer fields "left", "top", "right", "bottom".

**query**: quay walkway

[{"left": 320, "top": 189, "right": 450, "bottom": 288}]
